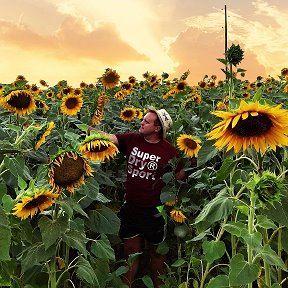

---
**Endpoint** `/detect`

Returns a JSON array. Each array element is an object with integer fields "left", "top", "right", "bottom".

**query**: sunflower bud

[
  {"left": 253, "top": 171, "right": 284, "bottom": 205},
  {"left": 226, "top": 44, "right": 244, "bottom": 66}
]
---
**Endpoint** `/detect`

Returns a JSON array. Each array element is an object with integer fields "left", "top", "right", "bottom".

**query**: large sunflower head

[
  {"left": 79, "top": 133, "right": 119, "bottom": 162},
  {"left": 177, "top": 134, "right": 202, "bottom": 158},
  {"left": 119, "top": 107, "right": 137, "bottom": 121},
  {"left": 2, "top": 90, "right": 36, "bottom": 116},
  {"left": 48, "top": 150, "right": 93, "bottom": 193},
  {"left": 101, "top": 68, "right": 120, "bottom": 89},
  {"left": 60, "top": 94, "right": 83, "bottom": 116},
  {"left": 206, "top": 100, "right": 288, "bottom": 153},
  {"left": 12, "top": 188, "right": 59, "bottom": 220}
]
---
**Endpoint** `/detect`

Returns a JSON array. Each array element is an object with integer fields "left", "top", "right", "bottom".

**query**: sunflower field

[{"left": 1, "top": 45, "right": 288, "bottom": 288}]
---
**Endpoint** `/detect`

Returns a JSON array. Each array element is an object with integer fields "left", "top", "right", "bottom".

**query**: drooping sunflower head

[
  {"left": 2, "top": 90, "right": 36, "bottom": 116},
  {"left": 12, "top": 188, "right": 59, "bottom": 220},
  {"left": 120, "top": 107, "right": 137, "bottom": 122},
  {"left": 79, "top": 133, "right": 119, "bottom": 162},
  {"left": 252, "top": 171, "right": 284, "bottom": 205},
  {"left": 101, "top": 68, "right": 120, "bottom": 89},
  {"left": 206, "top": 100, "right": 288, "bottom": 153},
  {"left": 60, "top": 94, "right": 83, "bottom": 116},
  {"left": 48, "top": 150, "right": 93, "bottom": 193},
  {"left": 177, "top": 134, "right": 202, "bottom": 158},
  {"left": 226, "top": 43, "right": 244, "bottom": 66},
  {"left": 35, "top": 121, "right": 55, "bottom": 150},
  {"left": 170, "top": 209, "right": 187, "bottom": 223}
]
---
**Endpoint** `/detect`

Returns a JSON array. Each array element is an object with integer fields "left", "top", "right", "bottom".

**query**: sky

[{"left": 0, "top": 0, "right": 287, "bottom": 87}]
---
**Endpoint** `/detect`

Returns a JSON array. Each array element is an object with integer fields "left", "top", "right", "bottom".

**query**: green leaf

[
  {"left": 257, "top": 245, "right": 287, "bottom": 271},
  {"left": 263, "top": 197, "right": 288, "bottom": 226},
  {"left": 142, "top": 275, "right": 154, "bottom": 288},
  {"left": 2, "top": 194, "right": 14, "bottom": 213},
  {"left": 162, "top": 172, "right": 173, "bottom": 184},
  {"left": 91, "top": 234, "right": 115, "bottom": 261},
  {"left": 216, "top": 158, "right": 236, "bottom": 181},
  {"left": 4, "top": 156, "right": 31, "bottom": 180},
  {"left": 256, "top": 215, "right": 277, "bottom": 230},
  {"left": 38, "top": 215, "right": 69, "bottom": 249},
  {"left": 203, "top": 240, "right": 226, "bottom": 263},
  {"left": 241, "top": 231, "right": 262, "bottom": 249},
  {"left": 57, "top": 198, "right": 88, "bottom": 218},
  {"left": 17, "top": 176, "right": 27, "bottom": 190},
  {"left": 63, "top": 230, "right": 88, "bottom": 257},
  {"left": 76, "top": 256, "right": 101, "bottom": 287},
  {"left": 81, "top": 177, "right": 100, "bottom": 200},
  {"left": 0, "top": 206, "right": 11, "bottom": 260},
  {"left": 223, "top": 222, "right": 247, "bottom": 237},
  {"left": 194, "top": 189, "right": 233, "bottom": 232},
  {"left": 21, "top": 242, "right": 55, "bottom": 272},
  {"left": 86, "top": 206, "right": 120, "bottom": 235},
  {"left": 197, "top": 141, "right": 219, "bottom": 166},
  {"left": 207, "top": 275, "right": 230, "bottom": 288},
  {"left": 76, "top": 123, "right": 89, "bottom": 132},
  {"left": 229, "top": 254, "right": 259, "bottom": 286},
  {"left": 171, "top": 258, "right": 186, "bottom": 267},
  {"left": 0, "top": 183, "right": 7, "bottom": 203}
]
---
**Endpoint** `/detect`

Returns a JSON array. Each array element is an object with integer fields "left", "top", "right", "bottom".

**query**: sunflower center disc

[
  {"left": 53, "top": 155, "right": 84, "bottom": 186},
  {"left": 24, "top": 196, "right": 49, "bottom": 209},
  {"left": 8, "top": 92, "right": 31, "bottom": 108},
  {"left": 66, "top": 98, "right": 78, "bottom": 109},
  {"left": 184, "top": 139, "right": 198, "bottom": 149},
  {"left": 230, "top": 113, "right": 272, "bottom": 137}
]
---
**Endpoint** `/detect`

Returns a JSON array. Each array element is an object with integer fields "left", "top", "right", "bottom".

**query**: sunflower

[
  {"left": 60, "top": 94, "right": 83, "bottom": 116},
  {"left": 79, "top": 133, "right": 119, "bottom": 162},
  {"left": 175, "top": 81, "right": 187, "bottom": 92},
  {"left": 2, "top": 90, "right": 36, "bottom": 116},
  {"left": 12, "top": 189, "right": 59, "bottom": 220},
  {"left": 35, "top": 121, "right": 55, "bottom": 150},
  {"left": 101, "top": 68, "right": 120, "bottom": 89},
  {"left": 134, "top": 108, "right": 143, "bottom": 119},
  {"left": 177, "top": 134, "right": 202, "bottom": 157},
  {"left": 35, "top": 100, "right": 49, "bottom": 113},
  {"left": 119, "top": 107, "right": 137, "bottom": 121},
  {"left": 206, "top": 100, "right": 288, "bottom": 153},
  {"left": 170, "top": 209, "right": 187, "bottom": 223},
  {"left": 48, "top": 150, "right": 93, "bottom": 193},
  {"left": 114, "top": 90, "right": 127, "bottom": 100},
  {"left": 165, "top": 200, "right": 177, "bottom": 206},
  {"left": 91, "top": 93, "right": 108, "bottom": 125}
]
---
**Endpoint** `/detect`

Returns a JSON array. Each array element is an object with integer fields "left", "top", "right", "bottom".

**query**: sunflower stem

[
  {"left": 277, "top": 227, "right": 283, "bottom": 283},
  {"left": 247, "top": 190, "right": 256, "bottom": 288},
  {"left": 262, "top": 229, "right": 271, "bottom": 286}
]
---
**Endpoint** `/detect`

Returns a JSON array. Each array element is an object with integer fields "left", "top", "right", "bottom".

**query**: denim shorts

[{"left": 118, "top": 203, "right": 166, "bottom": 245}]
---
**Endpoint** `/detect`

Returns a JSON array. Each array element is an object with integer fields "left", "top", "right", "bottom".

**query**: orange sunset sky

[{"left": 0, "top": 0, "right": 287, "bottom": 87}]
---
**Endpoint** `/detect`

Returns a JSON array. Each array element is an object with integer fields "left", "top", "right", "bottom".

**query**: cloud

[
  {"left": 179, "top": 0, "right": 288, "bottom": 80},
  {"left": 0, "top": 16, "right": 147, "bottom": 65}
]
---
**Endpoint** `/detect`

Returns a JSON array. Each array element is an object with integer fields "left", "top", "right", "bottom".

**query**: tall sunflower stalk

[{"left": 205, "top": 97, "right": 288, "bottom": 287}]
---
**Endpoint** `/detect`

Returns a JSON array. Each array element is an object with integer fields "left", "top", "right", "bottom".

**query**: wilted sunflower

[
  {"left": 2, "top": 90, "right": 36, "bottom": 116},
  {"left": 35, "top": 121, "right": 55, "bottom": 150},
  {"left": 60, "top": 94, "right": 83, "bottom": 116},
  {"left": 12, "top": 188, "right": 59, "bottom": 220},
  {"left": 165, "top": 199, "right": 177, "bottom": 206},
  {"left": 48, "top": 150, "right": 93, "bottom": 193},
  {"left": 177, "top": 134, "right": 202, "bottom": 157},
  {"left": 170, "top": 209, "right": 187, "bottom": 223},
  {"left": 91, "top": 93, "right": 108, "bottom": 125},
  {"left": 120, "top": 107, "right": 137, "bottom": 121},
  {"left": 114, "top": 90, "right": 127, "bottom": 100},
  {"left": 101, "top": 68, "right": 120, "bottom": 89},
  {"left": 79, "top": 133, "right": 119, "bottom": 162},
  {"left": 207, "top": 100, "right": 288, "bottom": 153}
]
